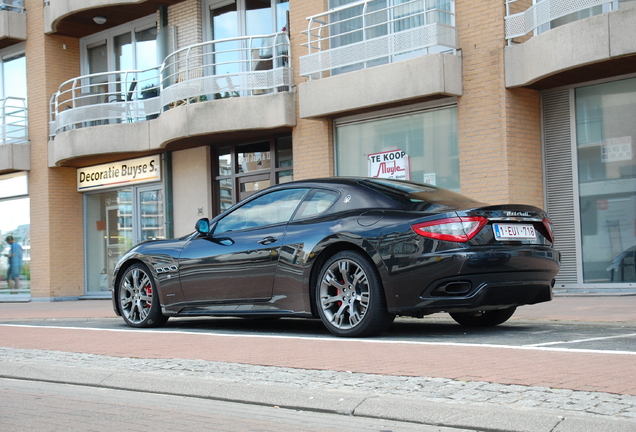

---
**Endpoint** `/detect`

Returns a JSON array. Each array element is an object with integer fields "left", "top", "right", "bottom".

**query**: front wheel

[
  {"left": 118, "top": 263, "right": 168, "bottom": 328},
  {"left": 316, "top": 251, "right": 394, "bottom": 337},
  {"left": 449, "top": 306, "right": 517, "bottom": 327}
]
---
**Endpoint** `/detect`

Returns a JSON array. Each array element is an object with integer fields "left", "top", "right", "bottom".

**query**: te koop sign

[{"left": 368, "top": 149, "right": 410, "bottom": 180}]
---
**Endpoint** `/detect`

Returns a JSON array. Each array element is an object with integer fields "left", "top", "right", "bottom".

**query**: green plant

[{"left": 141, "top": 84, "right": 159, "bottom": 99}]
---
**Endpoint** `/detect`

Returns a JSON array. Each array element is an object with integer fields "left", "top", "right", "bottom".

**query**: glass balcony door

[
  {"left": 204, "top": 0, "right": 288, "bottom": 97},
  {"left": 81, "top": 16, "right": 158, "bottom": 118}
]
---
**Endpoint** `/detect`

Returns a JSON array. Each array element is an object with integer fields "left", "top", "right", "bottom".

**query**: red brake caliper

[{"left": 145, "top": 284, "right": 152, "bottom": 308}]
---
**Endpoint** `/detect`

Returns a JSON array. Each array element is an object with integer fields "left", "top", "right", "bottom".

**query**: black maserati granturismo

[{"left": 112, "top": 177, "right": 560, "bottom": 337}]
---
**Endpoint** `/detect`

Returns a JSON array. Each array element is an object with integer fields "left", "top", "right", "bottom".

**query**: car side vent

[{"left": 431, "top": 281, "right": 472, "bottom": 297}]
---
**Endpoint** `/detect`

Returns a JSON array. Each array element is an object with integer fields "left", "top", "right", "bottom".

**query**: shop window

[
  {"left": 0, "top": 172, "right": 30, "bottom": 298},
  {"left": 335, "top": 105, "right": 459, "bottom": 191},
  {"left": 575, "top": 77, "right": 636, "bottom": 283}
]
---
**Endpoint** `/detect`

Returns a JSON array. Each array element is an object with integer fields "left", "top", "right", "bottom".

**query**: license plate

[{"left": 493, "top": 223, "right": 536, "bottom": 240}]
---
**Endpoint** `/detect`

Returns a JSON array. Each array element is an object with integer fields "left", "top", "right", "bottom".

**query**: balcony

[
  {"left": 48, "top": 33, "right": 295, "bottom": 167},
  {"left": 0, "top": 1, "right": 26, "bottom": 49},
  {"left": 44, "top": 0, "right": 184, "bottom": 37},
  {"left": 0, "top": 97, "right": 29, "bottom": 173},
  {"left": 505, "top": 0, "right": 636, "bottom": 88},
  {"left": 298, "top": 0, "right": 461, "bottom": 119}
]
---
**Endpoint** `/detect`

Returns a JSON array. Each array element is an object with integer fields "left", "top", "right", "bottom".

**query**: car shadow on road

[{"left": 152, "top": 315, "right": 540, "bottom": 344}]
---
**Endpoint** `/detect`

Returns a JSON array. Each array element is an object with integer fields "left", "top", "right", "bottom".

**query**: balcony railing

[
  {"left": 505, "top": 0, "right": 619, "bottom": 44},
  {"left": 161, "top": 32, "right": 291, "bottom": 104},
  {"left": 1, "top": 1, "right": 25, "bottom": 13},
  {"left": 49, "top": 68, "right": 162, "bottom": 136},
  {"left": 1, "top": 97, "right": 28, "bottom": 145},
  {"left": 49, "top": 32, "right": 292, "bottom": 137},
  {"left": 300, "top": 0, "right": 457, "bottom": 79}
]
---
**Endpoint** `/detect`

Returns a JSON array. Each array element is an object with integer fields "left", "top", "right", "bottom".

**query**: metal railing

[
  {"left": 1, "top": 97, "right": 28, "bottom": 145},
  {"left": 1, "top": 0, "right": 25, "bottom": 12},
  {"left": 49, "top": 68, "right": 162, "bottom": 136},
  {"left": 160, "top": 32, "right": 291, "bottom": 105},
  {"left": 49, "top": 32, "right": 292, "bottom": 137},
  {"left": 300, "top": 0, "right": 457, "bottom": 79},
  {"left": 505, "top": 0, "right": 618, "bottom": 43}
]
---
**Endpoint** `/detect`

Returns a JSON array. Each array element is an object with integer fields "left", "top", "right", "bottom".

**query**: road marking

[
  {"left": 524, "top": 332, "right": 636, "bottom": 347},
  {"left": 2, "top": 324, "right": 636, "bottom": 356}
]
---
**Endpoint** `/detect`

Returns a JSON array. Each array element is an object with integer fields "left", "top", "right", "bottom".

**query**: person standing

[{"left": 5, "top": 236, "right": 23, "bottom": 294}]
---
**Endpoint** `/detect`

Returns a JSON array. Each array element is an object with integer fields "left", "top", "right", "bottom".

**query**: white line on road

[
  {"left": 524, "top": 332, "right": 636, "bottom": 347},
  {"left": 2, "top": 324, "right": 636, "bottom": 356}
]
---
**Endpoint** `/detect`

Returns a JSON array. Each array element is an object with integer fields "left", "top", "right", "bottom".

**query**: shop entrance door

[{"left": 85, "top": 184, "right": 164, "bottom": 296}]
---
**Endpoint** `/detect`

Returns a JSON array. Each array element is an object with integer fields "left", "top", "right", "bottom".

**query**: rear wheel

[
  {"left": 449, "top": 306, "right": 516, "bottom": 327},
  {"left": 316, "top": 251, "right": 394, "bottom": 337},
  {"left": 118, "top": 263, "right": 168, "bottom": 328}
]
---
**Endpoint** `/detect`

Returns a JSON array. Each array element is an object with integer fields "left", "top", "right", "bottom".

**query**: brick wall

[
  {"left": 456, "top": 0, "right": 544, "bottom": 208},
  {"left": 289, "top": 0, "right": 333, "bottom": 180},
  {"left": 169, "top": 0, "right": 203, "bottom": 50},
  {"left": 26, "top": 0, "right": 84, "bottom": 298}
]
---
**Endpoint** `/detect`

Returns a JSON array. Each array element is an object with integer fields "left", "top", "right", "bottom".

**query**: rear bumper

[{"left": 383, "top": 246, "right": 559, "bottom": 315}]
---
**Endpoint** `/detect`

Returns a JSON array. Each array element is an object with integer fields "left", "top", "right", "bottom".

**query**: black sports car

[{"left": 112, "top": 177, "right": 560, "bottom": 337}]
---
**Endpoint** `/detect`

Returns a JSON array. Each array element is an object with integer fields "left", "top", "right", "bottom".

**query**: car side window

[
  {"left": 215, "top": 188, "right": 309, "bottom": 233},
  {"left": 293, "top": 189, "right": 339, "bottom": 220}
]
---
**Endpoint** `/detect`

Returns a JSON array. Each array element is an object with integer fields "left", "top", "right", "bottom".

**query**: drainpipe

[{"left": 159, "top": 5, "right": 168, "bottom": 28}]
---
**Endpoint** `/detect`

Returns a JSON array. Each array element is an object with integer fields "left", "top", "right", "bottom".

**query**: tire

[
  {"left": 316, "top": 251, "right": 394, "bottom": 337},
  {"left": 449, "top": 306, "right": 517, "bottom": 327},
  {"left": 118, "top": 263, "right": 168, "bottom": 328}
]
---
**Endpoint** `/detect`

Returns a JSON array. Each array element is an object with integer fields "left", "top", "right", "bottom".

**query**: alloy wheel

[
  {"left": 119, "top": 266, "right": 154, "bottom": 325},
  {"left": 319, "top": 258, "right": 371, "bottom": 331}
]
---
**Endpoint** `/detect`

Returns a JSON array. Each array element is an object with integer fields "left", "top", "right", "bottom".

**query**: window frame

[
  {"left": 212, "top": 136, "right": 293, "bottom": 216},
  {"left": 0, "top": 43, "right": 26, "bottom": 100},
  {"left": 79, "top": 15, "right": 158, "bottom": 77}
]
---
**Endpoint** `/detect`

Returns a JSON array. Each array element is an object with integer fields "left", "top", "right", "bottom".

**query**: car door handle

[{"left": 258, "top": 236, "right": 277, "bottom": 245}]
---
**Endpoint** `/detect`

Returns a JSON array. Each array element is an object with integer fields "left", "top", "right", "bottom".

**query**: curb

[{"left": 2, "top": 360, "right": 634, "bottom": 432}]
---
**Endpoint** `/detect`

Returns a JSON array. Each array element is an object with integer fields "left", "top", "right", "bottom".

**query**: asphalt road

[{"left": 2, "top": 315, "right": 635, "bottom": 353}]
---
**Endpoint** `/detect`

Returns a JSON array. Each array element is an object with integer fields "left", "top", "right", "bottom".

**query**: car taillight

[
  {"left": 542, "top": 217, "right": 554, "bottom": 243},
  {"left": 412, "top": 217, "right": 488, "bottom": 243}
]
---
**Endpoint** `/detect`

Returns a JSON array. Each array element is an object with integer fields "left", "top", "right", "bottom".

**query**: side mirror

[{"left": 195, "top": 218, "right": 210, "bottom": 235}]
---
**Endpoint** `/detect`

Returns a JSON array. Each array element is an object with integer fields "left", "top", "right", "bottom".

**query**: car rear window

[{"left": 360, "top": 178, "right": 481, "bottom": 204}]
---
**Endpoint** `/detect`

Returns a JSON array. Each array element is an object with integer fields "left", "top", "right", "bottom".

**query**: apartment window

[
  {"left": 0, "top": 45, "right": 26, "bottom": 100},
  {"left": 204, "top": 0, "right": 289, "bottom": 41},
  {"left": 80, "top": 16, "right": 159, "bottom": 95},
  {"left": 202, "top": 0, "right": 289, "bottom": 96},
  {"left": 335, "top": 104, "right": 459, "bottom": 191}
]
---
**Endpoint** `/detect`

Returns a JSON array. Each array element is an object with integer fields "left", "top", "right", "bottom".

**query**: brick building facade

[{"left": 0, "top": 0, "right": 634, "bottom": 301}]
